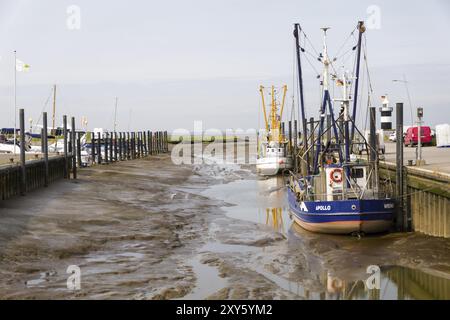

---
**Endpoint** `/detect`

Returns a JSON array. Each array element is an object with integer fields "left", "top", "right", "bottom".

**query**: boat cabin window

[{"left": 351, "top": 168, "right": 364, "bottom": 179}]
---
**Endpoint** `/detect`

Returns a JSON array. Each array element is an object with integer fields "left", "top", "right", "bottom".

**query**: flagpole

[{"left": 13, "top": 50, "right": 17, "bottom": 154}]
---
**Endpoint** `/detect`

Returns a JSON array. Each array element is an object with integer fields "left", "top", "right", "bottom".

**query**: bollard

[
  {"left": 71, "top": 117, "right": 77, "bottom": 179},
  {"left": 43, "top": 112, "right": 49, "bottom": 186}
]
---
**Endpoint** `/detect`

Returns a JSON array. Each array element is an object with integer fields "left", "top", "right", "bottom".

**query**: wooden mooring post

[
  {"left": 91, "top": 132, "right": 96, "bottom": 165},
  {"left": 395, "top": 102, "right": 410, "bottom": 231},
  {"left": 1, "top": 108, "right": 171, "bottom": 202},
  {"left": 118, "top": 132, "right": 123, "bottom": 161},
  {"left": 71, "top": 117, "right": 77, "bottom": 179},
  {"left": 19, "top": 109, "right": 26, "bottom": 195},
  {"left": 63, "top": 115, "right": 69, "bottom": 178},
  {"left": 43, "top": 112, "right": 49, "bottom": 187},
  {"left": 109, "top": 132, "right": 113, "bottom": 162},
  {"left": 76, "top": 132, "right": 82, "bottom": 168},
  {"left": 165, "top": 131, "right": 168, "bottom": 152},
  {"left": 97, "top": 132, "right": 102, "bottom": 164},
  {"left": 149, "top": 131, "right": 153, "bottom": 155},
  {"left": 104, "top": 132, "right": 109, "bottom": 164}
]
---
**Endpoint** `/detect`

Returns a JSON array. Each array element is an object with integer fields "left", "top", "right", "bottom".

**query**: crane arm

[{"left": 259, "top": 86, "right": 269, "bottom": 131}]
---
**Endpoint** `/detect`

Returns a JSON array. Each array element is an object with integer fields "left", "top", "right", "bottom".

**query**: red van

[{"left": 404, "top": 126, "right": 432, "bottom": 147}]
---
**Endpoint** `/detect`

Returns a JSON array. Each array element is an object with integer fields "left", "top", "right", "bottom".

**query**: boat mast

[
  {"left": 293, "top": 24, "right": 309, "bottom": 174},
  {"left": 52, "top": 84, "right": 56, "bottom": 132},
  {"left": 312, "top": 28, "right": 330, "bottom": 174},
  {"left": 312, "top": 27, "right": 343, "bottom": 174},
  {"left": 350, "top": 21, "right": 365, "bottom": 142},
  {"left": 342, "top": 73, "right": 351, "bottom": 166}
]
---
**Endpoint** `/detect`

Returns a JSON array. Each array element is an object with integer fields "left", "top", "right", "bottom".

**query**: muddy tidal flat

[{"left": 0, "top": 153, "right": 449, "bottom": 300}]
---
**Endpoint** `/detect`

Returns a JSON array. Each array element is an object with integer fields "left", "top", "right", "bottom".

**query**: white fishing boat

[{"left": 256, "top": 85, "right": 293, "bottom": 176}]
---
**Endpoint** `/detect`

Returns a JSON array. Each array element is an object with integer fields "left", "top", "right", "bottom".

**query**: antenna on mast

[{"left": 320, "top": 27, "right": 331, "bottom": 90}]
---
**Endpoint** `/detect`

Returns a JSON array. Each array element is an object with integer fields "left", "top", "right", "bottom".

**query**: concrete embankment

[{"left": 380, "top": 161, "right": 450, "bottom": 238}]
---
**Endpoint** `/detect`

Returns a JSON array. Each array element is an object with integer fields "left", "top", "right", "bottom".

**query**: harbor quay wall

[
  {"left": 0, "top": 156, "right": 68, "bottom": 200},
  {"left": 380, "top": 162, "right": 450, "bottom": 238}
]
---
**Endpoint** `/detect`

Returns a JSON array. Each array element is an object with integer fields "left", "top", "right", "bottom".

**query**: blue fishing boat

[{"left": 288, "top": 22, "right": 395, "bottom": 235}]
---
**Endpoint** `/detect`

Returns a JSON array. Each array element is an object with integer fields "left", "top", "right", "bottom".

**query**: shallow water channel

[{"left": 191, "top": 170, "right": 450, "bottom": 300}]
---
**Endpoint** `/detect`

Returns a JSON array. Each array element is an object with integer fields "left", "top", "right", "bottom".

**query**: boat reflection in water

[
  {"left": 261, "top": 204, "right": 450, "bottom": 300},
  {"left": 202, "top": 174, "right": 450, "bottom": 300},
  {"left": 323, "top": 266, "right": 450, "bottom": 300}
]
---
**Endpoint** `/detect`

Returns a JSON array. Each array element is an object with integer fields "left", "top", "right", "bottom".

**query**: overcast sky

[{"left": 0, "top": 0, "right": 449, "bottom": 131}]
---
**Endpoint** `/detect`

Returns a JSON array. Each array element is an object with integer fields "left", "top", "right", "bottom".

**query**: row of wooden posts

[
  {"left": 2, "top": 109, "right": 168, "bottom": 199},
  {"left": 89, "top": 130, "right": 169, "bottom": 166}
]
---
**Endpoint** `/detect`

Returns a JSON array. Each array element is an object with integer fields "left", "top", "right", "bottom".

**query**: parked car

[
  {"left": 355, "top": 130, "right": 385, "bottom": 155},
  {"left": 404, "top": 126, "right": 432, "bottom": 147},
  {"left": 388, "top": 132, "right": 396, "bottom": 142}
]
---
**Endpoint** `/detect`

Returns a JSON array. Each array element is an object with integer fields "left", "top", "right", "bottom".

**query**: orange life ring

[{"left": 329, "top": 168, "right": 343, "bottom": 183}]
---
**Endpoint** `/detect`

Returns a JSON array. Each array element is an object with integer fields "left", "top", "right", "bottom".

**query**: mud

[{"left": 0, "top": 153, "right": 449, "bottom": 300}]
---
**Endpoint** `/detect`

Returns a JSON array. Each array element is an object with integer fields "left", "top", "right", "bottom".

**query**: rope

[
  {"left": 301, "top": 30, "right": 321, "bottom": 58},
  {"left": 332, "top": 27, "right": 357, "bottom": 61}
]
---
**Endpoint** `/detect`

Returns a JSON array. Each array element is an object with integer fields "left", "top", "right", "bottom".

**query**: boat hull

[
  {"left": 256, "top": 157, "right": 293, "bottom": 176},
  {"left": 288, "top": 188, "right": 394, "bottom": 234}
]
